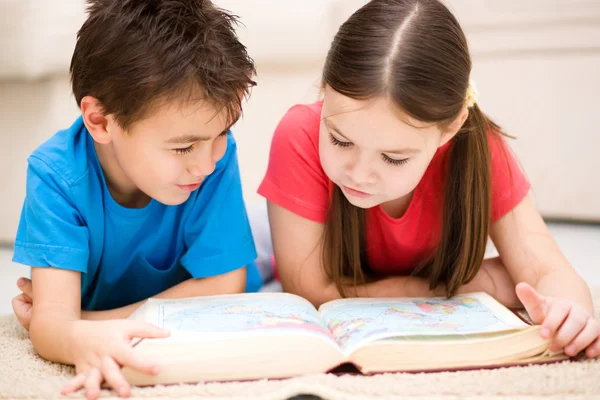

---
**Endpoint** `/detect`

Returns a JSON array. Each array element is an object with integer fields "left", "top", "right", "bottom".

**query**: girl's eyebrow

[{"left": 324, "top": 120, "right": 419, "bottom": 155}]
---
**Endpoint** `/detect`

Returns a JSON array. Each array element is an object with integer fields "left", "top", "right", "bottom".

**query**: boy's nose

[{"left": 188, "top": 153, "right": 216, "bottom": 178}]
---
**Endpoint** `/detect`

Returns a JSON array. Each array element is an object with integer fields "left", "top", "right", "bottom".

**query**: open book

[{"left": 123, "top": 292, "right": 566, "bottom": 385}]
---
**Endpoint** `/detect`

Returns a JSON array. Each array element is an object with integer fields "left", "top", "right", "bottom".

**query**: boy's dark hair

[{"left": 71, "top": 0, "right": 256, "bottom": 130}]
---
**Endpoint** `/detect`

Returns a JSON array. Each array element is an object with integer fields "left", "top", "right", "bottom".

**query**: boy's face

[{"left": 102, "top": 100, "right": 233, "bottom": 206}]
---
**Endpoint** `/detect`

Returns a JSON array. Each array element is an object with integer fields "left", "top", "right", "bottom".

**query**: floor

[{"left": 0, "top": 222, "right": 599, "bottom": 316}]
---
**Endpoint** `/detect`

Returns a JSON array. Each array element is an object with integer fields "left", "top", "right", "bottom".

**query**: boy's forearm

[
  {"left": 30, "top": 312, "right": 78, "bottom": 365},
  {"left": 82, "top": 302, "right": 143, "bottom": 320},
  {"left": 83, "top": 267, "right": 247, "bottom": 320}
]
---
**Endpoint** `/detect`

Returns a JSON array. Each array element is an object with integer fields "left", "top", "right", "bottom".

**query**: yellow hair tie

[{"left": 464, "top": 78, "right": 479, "bottom": 108}]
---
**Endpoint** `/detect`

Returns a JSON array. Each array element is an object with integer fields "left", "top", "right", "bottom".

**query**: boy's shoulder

[
  {"left": 213, "top": 130, "right": 239, "bottom": 173},
  {"left": 28, "top": 116, "right": 92, "bottom": 188}
]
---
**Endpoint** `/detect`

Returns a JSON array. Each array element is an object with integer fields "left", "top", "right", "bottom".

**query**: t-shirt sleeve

[
  {"left": 257, "top": 104, "right": 330, "bottom": 224},
  {"left": 12, "top": 156, "right": 90, "bottom": 272},
  {"left": 489, "top": 133, "right": 531, "bottom": 222},
  {"left": 180, "top": 135, "right": 257, "bottom": 279}
]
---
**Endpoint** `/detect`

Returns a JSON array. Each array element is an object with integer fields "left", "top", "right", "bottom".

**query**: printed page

[
  {"left": 135, "top": 292, "right": 336, "bottom": 344},
  {"left": 318, "top": 292, "right": 529, "bottom": 355}
]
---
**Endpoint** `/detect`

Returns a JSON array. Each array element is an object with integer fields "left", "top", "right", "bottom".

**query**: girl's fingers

[
  {"left": 84, "top": 368, "right": 103, "bottom": 400},
  {"left": 515, "top": 282, "right": 548, "bottom": 324},
  {"left": 102, "top": 356, "right": 131, "bottom": 398},
  {"left": 61, "top": 373, "right": 87, "bottom": 395},
  {"left": 540, "top": 302, "right": 571, "bottom": 339},
  {"left": 552, "top": 309, "right": 587, "bottom": 352},
  {"left": 564, "top": 318, "right": 598, "bottom": 356}
]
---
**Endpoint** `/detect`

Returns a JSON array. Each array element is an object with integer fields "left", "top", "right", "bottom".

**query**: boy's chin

[{"left": 152, "top": 190, "right": 191, "bottom": 206}]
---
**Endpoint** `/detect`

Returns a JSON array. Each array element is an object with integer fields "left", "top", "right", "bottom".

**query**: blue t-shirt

[{"left": 12, "top": 117, "right": 260, "bottom": 311}]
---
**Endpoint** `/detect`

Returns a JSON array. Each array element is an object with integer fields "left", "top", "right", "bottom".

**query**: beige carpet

[{"left": 1, "top": 291, "right": 600, "bottom": 400}]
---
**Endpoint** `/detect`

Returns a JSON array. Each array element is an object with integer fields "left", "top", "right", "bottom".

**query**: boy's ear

[
  {"left": 80, "top": 96, "right": 112, "bottom": 144},
  {"left": 439, "top": 107, "right": 469, "bottom": 147}
]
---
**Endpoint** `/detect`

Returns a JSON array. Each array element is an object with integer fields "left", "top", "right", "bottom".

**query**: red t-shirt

[{"left": 258, "top": 102, "right": 530, "bottom": 275}]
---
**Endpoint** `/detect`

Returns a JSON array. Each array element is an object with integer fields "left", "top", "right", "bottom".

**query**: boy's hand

[
  {"left": 15, "top": 277, "right": 169, "bottom": 398},
  {"left": 61, "top": 319, "right": 170, "bottom": 399},
  {"left": 12, "top": 278, "right": 33, "bottom": 330},
  {"left": 516, "top": 282, "right": 600, "bottom": 358}
]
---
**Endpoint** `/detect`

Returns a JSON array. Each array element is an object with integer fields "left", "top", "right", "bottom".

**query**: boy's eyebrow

[
  {"left": 324, "top": 119, "right": 420, "bottom": 155},
  {"left": 165, "top": 117, "right": 240, "bottom": 144},
  {"left": 166, "top": 134, "right": 212, "bottom": 144}
]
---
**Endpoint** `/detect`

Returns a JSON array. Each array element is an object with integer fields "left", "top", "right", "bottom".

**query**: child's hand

[
  {"left": 516, "top": 282, "right": 600, "bottom": 358},
  {"left": 61, "top": 319, "right": 170, "bottom": 399},
  {"left": 12, "top": 277, "right": 33, "bottom": 330}
]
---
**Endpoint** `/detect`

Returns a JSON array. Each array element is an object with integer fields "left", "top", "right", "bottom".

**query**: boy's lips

[{"left": 177, "top": 182, "right": 202, "bottom": 192}]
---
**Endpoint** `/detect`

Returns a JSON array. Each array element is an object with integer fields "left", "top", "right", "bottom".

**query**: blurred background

[{"left": 0, "top": 0, "right": 599, "bottom": 314}]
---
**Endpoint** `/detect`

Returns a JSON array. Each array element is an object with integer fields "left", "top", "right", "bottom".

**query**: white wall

[{"left": 1, "top": 0, "right": 599, "bottom": 243}]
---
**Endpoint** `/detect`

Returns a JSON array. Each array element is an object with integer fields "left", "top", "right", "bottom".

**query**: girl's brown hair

[{"left": 322, "top": 0, "right": 503, "bottom": 297}]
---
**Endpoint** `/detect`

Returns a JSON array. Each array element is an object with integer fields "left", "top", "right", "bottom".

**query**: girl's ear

[
  {"left": 439, "top": 107, "right": 469, "bottom": 147},
  {"left": 80, "top": 96, "right": 113, "bottom": 145}
]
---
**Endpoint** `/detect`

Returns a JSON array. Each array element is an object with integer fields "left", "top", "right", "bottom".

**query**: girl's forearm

[
  {"left": 534, "top": 270, "right": 594, "bottom": 314},
  {"left": 457, "top": 257, "right": 521, "bottom": 308},
  {"left": 313, "top": 275, "right": 441, "bottom": 307}
]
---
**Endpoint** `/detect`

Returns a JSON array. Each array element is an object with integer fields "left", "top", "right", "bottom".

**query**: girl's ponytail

[{"left": 416, "top": 103, "right": 503, "bottom": 296}]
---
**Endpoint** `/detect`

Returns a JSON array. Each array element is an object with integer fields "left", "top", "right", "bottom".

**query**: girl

[{"left": 258, "top": 0, "right": 599, "bottom": 359}]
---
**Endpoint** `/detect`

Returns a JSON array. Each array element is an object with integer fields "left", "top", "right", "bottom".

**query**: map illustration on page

[
  {"left": 153, "top": 293, "right": 332, "bottom": 339},
  {"left": 319, "top": 293, "right": 528, "bottom": 354}
]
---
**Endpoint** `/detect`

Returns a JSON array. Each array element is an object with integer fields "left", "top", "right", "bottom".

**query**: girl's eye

[
  {"left": 329, "top": 132, "right": 352, "bottom": 148},
  {"left": 382, "top": 154, "right": 409, "bottom": 166},
  {"left": 174, "top": 145, "right": 195, "bottom": 155}
]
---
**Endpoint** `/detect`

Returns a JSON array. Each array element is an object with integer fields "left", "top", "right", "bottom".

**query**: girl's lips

[{"left": 342, "top": 185, "right": 372, "bottom": 198}]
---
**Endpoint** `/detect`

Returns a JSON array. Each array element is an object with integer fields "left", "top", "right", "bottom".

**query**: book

[{"left": 123, "top": 292, "right": 567, "bottom": 386}]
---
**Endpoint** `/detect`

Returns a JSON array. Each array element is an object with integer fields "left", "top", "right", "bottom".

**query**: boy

[{"left": 10, "top": 0, "right": 258, "bottom": 398}]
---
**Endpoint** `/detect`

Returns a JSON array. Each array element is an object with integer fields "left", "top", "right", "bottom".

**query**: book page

[
  {"left": 318, "top": 292, "right": 529, "bottom": 355},
  {"left": 133, "top": 292, "right": 335, "bottom": 344}
]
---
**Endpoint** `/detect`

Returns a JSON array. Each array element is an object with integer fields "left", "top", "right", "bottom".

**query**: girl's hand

[
  {"left": 61, "top": 319, "right": 170, "bottom": 399},
  {"left": 516, "top": 282, "right": 600, "bottom": 358}
]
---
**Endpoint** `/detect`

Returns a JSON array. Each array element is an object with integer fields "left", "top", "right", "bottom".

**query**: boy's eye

[
  {"left": 174, "top": 145, "right": 195, "bottom": 155},
  {"left": 382, "top": 154, "right": 409, "bottom": 166},
  {"left": 329, "top": 132, "right": 352, "bottom": 148},
  {"left": 172, "top": 131, "right": 227, "bottom": 155}
]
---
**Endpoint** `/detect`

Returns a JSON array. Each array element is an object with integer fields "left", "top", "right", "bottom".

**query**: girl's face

[{"left": 319, "top": 86, "right": 458, "bottom": 212}]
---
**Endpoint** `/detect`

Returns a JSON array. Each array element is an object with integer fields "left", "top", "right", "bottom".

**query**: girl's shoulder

[{"left": 274, "top": 101, "right": 323, "bottom": 145}]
